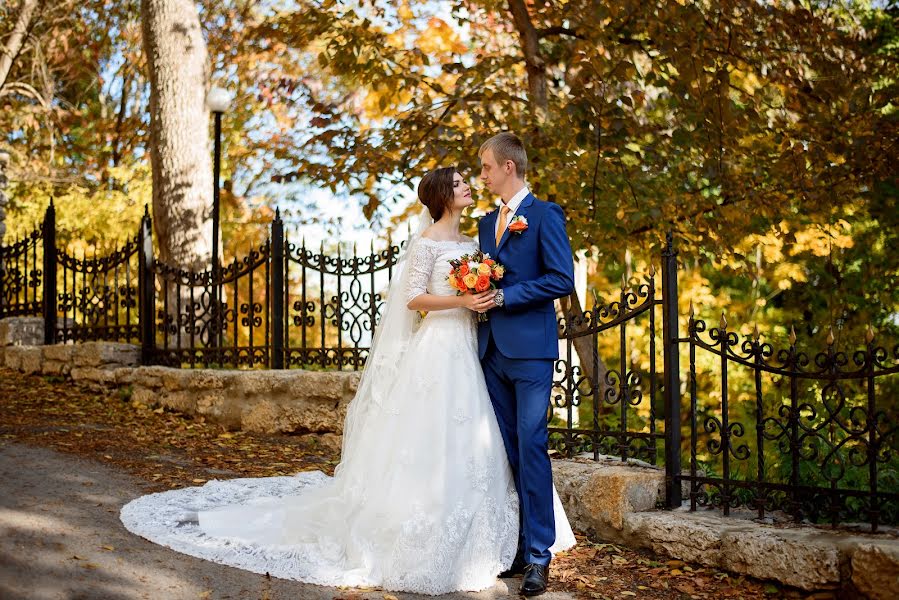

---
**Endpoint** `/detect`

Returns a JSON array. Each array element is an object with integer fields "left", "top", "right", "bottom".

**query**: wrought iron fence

[
  {"left": 682, "top": 313, "right": 899, "bottom": 531},
  {"left": 547, "top": 234, "right": 684, "bottom": 515},
  {"left": 55, "top": 238, "right": 142, "bottom": 344},
  {"left": 0, "top": 222, "right": 43, "bottom": 319},
  {"left": 2, "top": 202, "right": 897, "bottom": 531},
  {"left": 549, "top": 263, "right": 665, "bottom": 467},
  {"left": 3, "top": 205, "right": 399, "bottom": 368},
  {"left": 32, "top": 202, "right": 148, "bottom": 347},
  {"left": 282, "top": 235, "right": 404, "bottom": 370},
  {"left": 151, "top": 240, "right": 273, "bottom": 369},
  {"left": 143, "top": 211, "right": 404, "bottom": 370}
]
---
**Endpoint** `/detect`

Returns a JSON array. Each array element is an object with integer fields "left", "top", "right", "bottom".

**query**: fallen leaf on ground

[{"left": 1, "top": 368, "right": 803, "bottom": 600}]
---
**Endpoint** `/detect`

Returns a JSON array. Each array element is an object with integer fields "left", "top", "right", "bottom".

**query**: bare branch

[
  {"left": 0, "top": 80, "right": 48, "bottom": 107},
  {"left": 537, "top": 26, "right": 584, "bottom": 40},
  {"left": 0, "top": 0, "right": 44, "bottom": 92}
]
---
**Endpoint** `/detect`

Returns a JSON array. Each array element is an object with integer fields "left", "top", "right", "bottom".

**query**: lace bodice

[{"left": 404, "top": 236, "right": 479, "bottom": 304}]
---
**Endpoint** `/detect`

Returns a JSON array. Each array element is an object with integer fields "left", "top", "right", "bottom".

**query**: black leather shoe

[
  {"left": 520, "top": 563, "right": 548, "bottom": 596},
  {"left": 499, "top": 555, "right": 527, "bottom": 578}
]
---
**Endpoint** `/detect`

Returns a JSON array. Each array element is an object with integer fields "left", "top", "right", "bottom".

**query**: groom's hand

[{"left": 462, "top": 290, "right": 497, "bottom": 313}]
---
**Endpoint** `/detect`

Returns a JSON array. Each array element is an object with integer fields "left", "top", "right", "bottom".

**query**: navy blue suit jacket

[{"left": 477, "top": 193, "right": 575, "bottom": 360}]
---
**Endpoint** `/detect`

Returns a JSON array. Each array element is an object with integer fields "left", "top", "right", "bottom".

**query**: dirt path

[
  {"left": 0, "top": 368, "right": 811, "bottom": 599},
  {"left": 0, "top": 441, "right": 573, "bottom": 600}
]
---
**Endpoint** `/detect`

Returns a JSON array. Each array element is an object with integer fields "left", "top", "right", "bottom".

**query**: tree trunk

[
  {"left": 0, "top": 151, "right": 9, "bottom": 241},
  {"left": 558, "top": 287, "right": 610, "bottom": 399},
  {"left": 140, "top": 0, "right": 213, "bottom": 272},
  {"left": 504, "top": 0, "right": 600, "bottom": 385},
  {"left": 504, "top": 3, "right": 617, "bottom": 407},
  {"left": 0, "top": 0, "right": 43, "bottom": 241},
  {"left": 507, "top": 0, "right": 547, "bottom": 116},
  {"left": 504, "top": 2, "right": 603, "bottom": 386},
  {"left": 0, "top": 0, "right": 42, "bottom": 93}
]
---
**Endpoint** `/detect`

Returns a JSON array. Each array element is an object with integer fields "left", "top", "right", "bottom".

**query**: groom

[{"left": 477, "top": 132, "right": 575, "bottom": 597}]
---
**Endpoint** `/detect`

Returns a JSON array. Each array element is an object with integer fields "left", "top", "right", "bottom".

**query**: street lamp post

[
  {"left": 205, "top": 86, "right": 232, "bottom": 275},
  {"left": 205, "top": 87, "right": 232, "bottom": 359}
]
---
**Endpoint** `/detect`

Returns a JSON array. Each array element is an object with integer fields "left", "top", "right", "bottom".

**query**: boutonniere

[{"left": 507, "top": 215, "right": 528, "bottom": 234}]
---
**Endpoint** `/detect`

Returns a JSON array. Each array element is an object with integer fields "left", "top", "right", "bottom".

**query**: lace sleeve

[{"left": 404, "top": 239, "right": 436, "bottom": 304}]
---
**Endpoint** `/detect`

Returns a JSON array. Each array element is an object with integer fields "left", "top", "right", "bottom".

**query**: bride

[{"left": 120, "top": 167, "right": 575, "bottom": 595}]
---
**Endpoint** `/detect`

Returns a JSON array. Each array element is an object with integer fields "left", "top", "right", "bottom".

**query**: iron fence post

[
  {"left": 139, "top": 206, "right": 155, "bottom": 364},
  {"left": 661, "top": 231, "right": 682, "bottom": 508},
  {"left": 42, "top": 200, "right": 57, "bottom": 345},
  {"left": 271, "top": 209, "right": 285, "bottom": 369}
]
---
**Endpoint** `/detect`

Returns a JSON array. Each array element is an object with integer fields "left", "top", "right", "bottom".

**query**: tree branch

[
  {"left": 626, "top": 193, "right": 750, "bottom": 238},
  {"left": 506, "top": 0, "right": 547, "bottom": 114},
  {"left": 537, "top": 26, "right": 584, "bottom": 40},
  {"left": 111, "top": 69, "right": 132, "bottom": 168},
  {"left": 0, "top": 0, "right": 43, "bottom": 92},
  {"left": 0, "top": 80, "right": 49, "bottom": 107}
]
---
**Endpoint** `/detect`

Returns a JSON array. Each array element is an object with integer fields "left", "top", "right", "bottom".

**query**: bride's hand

[{"left": 460, "top": 290, "right": 497, "bottom": 313}]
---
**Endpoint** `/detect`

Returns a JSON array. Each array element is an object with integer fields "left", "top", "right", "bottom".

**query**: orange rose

[
  {"left": 508, "top": 220, "right": 527, "bottom": 232},
  {"left": 458, "top": 263, "right": 470, "bottom": 276},
  {"left": 475, "top": 274, "right": 491, "bottom": 292},
  {"left": 484, "top": 258, "right": 495, "bottom": 266},
  {"left": 492, "top": 265, "right": 505, "bottom": 279},
  {"left": 455, "top": 276, "right": 468, "bottom": 290}
]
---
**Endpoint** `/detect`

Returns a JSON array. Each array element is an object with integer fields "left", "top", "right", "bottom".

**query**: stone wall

[
  {"left": 126, "top": 367, "right": 358, "bottom": 446},
  {"left": 0, "top": 316, "right": 44, "bottom": 347},
  {"left": 0, "top": 341, "right": 359, "bottom": 449},
  {"left": 554, "top": 458, "right": 898, "bottom": 598},
  {"left": 626, "top": 510, "right": 898, "bottom": 598},
  {"left": 2, "top": 341, "right": 141, "bottom": 378},
  {"left": 1, "top": 329, "right": 897, "bottom": 598}
]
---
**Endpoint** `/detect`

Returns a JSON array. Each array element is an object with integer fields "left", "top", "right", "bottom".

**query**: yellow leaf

[
  {"left": 397, "top": 2, "right": 413, "bottom": 21},
  {"left": 417, "top": 18, "right": 464, "bottom": 55},
  {"left": 826, "top": 152, "right": 846, "bottom": 165}
]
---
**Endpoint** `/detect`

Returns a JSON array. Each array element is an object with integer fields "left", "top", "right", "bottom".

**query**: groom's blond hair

[{"left": 479, "top": 132, "right": 527, "bottom": 177}]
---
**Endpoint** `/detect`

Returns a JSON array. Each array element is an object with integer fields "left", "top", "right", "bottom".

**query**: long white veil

[{"left": 335, "top": 206, "right": 433, "bottom": 476}]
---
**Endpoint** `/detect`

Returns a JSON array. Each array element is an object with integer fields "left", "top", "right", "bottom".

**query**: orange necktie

[{"left": 495, "top": 205, "right": 511, "bottom": 247}]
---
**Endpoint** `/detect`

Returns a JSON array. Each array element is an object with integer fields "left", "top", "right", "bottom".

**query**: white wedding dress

[{"left": 120, "top": 230, "right": 575, "bottom": 595}]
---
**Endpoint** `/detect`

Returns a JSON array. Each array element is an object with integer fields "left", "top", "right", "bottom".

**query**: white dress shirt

[{"left": 494, "top": 186, "right": 530, "bottom": 238}]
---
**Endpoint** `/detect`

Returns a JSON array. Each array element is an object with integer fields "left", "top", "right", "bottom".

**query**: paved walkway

[{"left": 0, "top": 442, "right": 574, "bottom": 600}]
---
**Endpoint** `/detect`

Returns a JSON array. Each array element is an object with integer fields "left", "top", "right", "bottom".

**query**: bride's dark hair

[{"left": 417, "top": 167, "right": 457, "bottom": 221}]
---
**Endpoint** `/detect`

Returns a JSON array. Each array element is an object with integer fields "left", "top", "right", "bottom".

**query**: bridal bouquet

[{"left": 447, "top": 250, "right": 505, "bottom": 322}]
